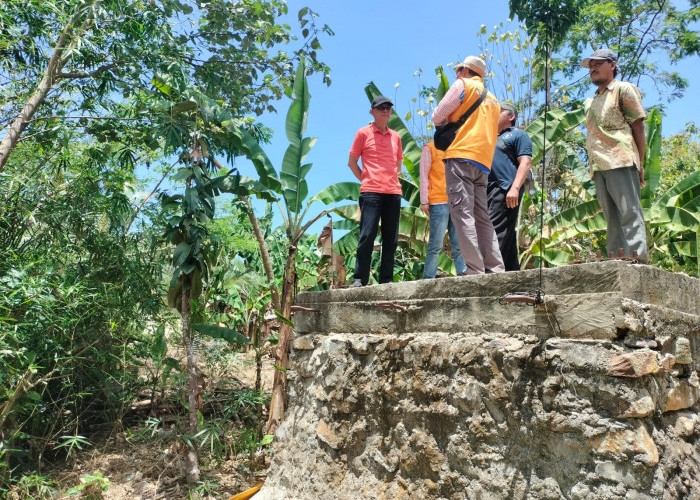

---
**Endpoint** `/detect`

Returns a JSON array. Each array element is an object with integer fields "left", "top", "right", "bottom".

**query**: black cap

[
  {"left": 581, "top": 49, "right": 618, "bottom": 68},
  {"left": 371, "top": 95, "right": 393, "bottom": 108}
]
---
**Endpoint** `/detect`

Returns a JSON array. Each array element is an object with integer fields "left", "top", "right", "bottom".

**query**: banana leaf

[
  {"left": 641, "top": 108, "right": 662, "bottom": 204},
  {"left": 310, "top": 182, "right": 360, "bottom": 204},
  {"left": 334, "top": 226, "right": 360, "bottom": 256},
  {"left": 527, "top": 107, "right": 586, "bottom": 164},
  {"left": 436, "top": 66, "right": 450, "bottom": 102},
  {"left": 192, "top": 324, "right": 251, "bottom": 345},
  {"left": 281, "top": 61, "right": 313, "bottom": 214},
  {"left": 650, "top": 171, "right": 700, "bottom": 219},
  {"left": 400, "top": 177, "right": 421, "bottom": 207}
]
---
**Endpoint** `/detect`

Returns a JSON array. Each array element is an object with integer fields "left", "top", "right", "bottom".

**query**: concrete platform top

[{"left": 292, "top": 262, "right": 700, "bottom": 340}]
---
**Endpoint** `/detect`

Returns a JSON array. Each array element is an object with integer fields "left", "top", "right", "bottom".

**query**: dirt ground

[{"left": 35, "top": 350, "right": 276, "bottom": 500}]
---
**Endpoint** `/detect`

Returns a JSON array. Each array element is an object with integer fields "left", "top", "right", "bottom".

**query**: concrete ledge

[{"left": 292, "top": 262, "right": 700, "bottom": 340}]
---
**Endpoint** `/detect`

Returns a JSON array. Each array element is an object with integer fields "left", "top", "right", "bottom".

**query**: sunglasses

[{"left": 374, "top": 104, "right": 392, "bottom": 111}]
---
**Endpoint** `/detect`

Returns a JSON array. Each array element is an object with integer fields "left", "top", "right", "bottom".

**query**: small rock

[
  {"left": 618, "top": 396, "right": 655, "bottom": 419},
  {"left": 608, "top": 350, "right": 661, "bottom": 377},
  {"left": 588, "top": 425, "right": 659, "bottom": 466},
  {"left": 673, "top": 338, "right": 693, "bottom": 365},
  {"left": 665, "top": 374, "right": 700, "bottom": 412},
  {"left": 624, "top": 338, "right": 658, "bottom": 349},
  {"left": 675, "top": 415, "right": 696, "bottom": 437},
  {"left": 292, "top": 335, "right": 315, "bottom": 351}
]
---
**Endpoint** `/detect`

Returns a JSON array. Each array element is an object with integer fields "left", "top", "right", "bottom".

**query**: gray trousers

[
  {"left": 593, "top": 166, "right": 648, "bottom": 260},
  {"left": 444, "top": 159, "right": 505, "bottom": 274}
]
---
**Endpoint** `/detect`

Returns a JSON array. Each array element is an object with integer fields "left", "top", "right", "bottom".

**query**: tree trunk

[
  {"left": 265, "top": 243, "right": 297, "bottom": 435},
  {"left": 181, "top": 280, "right": 201, "bottom": 483},
  {"left": 0, "top": 4, "right": 95, "bottom": 172},
  {"left": 240, "top": 195, "right": 281, "bottom": 312}
]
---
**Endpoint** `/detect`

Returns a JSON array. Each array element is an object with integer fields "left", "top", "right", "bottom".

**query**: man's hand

[
  {"left": 639, "top": 167, "right": 646, "bottom": 188},
  {"left": 420, "top": 204, "right": 430, "bottom": 217},
  {"left": 506, "top": 186, "right": 520, "bottom": 208}
]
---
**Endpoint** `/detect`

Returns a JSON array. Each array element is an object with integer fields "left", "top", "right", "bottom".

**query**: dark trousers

[
  {"left": 487, "top": 185, "right": 521, "bottom": 271},
  {"left": 354, "top": 192, "right": 401, "bottom": 285}
]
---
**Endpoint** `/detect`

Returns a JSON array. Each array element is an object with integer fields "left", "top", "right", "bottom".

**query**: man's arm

[
  {"left": 506, "top": 156, "right": 532, "bottom": 209},
  {"left": 630, "top": 118, "right": 646, "bottom": 187},
  {"left": 348, "top": 155, "right": 362, "bottom": 182},
  {"left": 418, "top": 145, "right": 431, "bottom": 216},
  {"left": 431, "top": 79, "right": 465, "bottom": 125}
]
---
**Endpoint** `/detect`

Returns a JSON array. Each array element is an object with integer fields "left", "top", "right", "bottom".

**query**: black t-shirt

[{"left": 488, "top": 127, "right": 532, "bottom": 191}]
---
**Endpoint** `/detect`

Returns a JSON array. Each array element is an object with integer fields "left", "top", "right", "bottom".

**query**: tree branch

[
  {"left": 124, "top": 158, "right": 179, "bottom": 234},
  {"left": 57, "top": 63, "right": 116, "bottom": 79},
  {"left": 27, "top": 115, "right": 143, "bottom": 124}
]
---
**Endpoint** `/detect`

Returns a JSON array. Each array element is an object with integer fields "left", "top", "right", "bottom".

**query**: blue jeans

[
  {"left": 354, "top": 192, "right": 401, "bottom": 285},
  {"left": 423, "top": 203, "right": 467, "bottom": 279}
]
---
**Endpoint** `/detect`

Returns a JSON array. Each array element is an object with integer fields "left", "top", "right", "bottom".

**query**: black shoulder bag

[{"left": 433, "top": 85, "right": 488, "bottom": 151}]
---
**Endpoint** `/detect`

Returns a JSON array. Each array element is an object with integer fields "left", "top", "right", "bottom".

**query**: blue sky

[{"left": 233, "top": 0, "right": 699, "bottom": 234}]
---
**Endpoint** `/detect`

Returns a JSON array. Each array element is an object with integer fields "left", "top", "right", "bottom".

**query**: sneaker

[{"left": 349, "top": 279, "right": 363, "bottom": 288}]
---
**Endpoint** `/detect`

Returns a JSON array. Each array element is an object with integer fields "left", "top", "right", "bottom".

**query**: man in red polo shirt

[{"left": 348, "top": 95, "right": 404, "bottom": 287}]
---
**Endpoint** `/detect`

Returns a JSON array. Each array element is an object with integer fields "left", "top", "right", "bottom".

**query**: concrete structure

[{"left": 256, "top": 262, "right": 700, "bottom": 500}]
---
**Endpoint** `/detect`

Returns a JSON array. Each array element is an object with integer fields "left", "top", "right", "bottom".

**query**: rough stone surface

[{"left": 256, "top": 263, "right": 700, "bottom": 500}]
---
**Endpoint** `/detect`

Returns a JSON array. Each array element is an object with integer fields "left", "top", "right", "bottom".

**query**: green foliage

[
  {"left": 281, "top": 61, "right": 316, "bottom": 215},
  {"left": 65, "top": 473, "right": 109, "bottom": 497},
  {"left": 509, "top": 0, "right": 588, "bottom": 53},
  {"left": 4, "top": 473, "right": 57, "bottom": 500},
  {"left": 527, "top": 107, "right": 586, "bottom": 164},
  {"left": 1, "top": 0, "right": 333, "bottom": 488},
  {"left": 191, "top": 324, "right": 251, "bottom": 345},
  {"left": 54, "top": 435, "right": 92, "bottom": 459},
  {"left": 477, "top": 20, "right": 539, "bottom": 120},
  {"left": 656, "top": 122, "right": 700, "bottom": 196},
  {"left": 556, "top": 0, "right": 698, "bottom": 102},
  {"left": 0, "top": 138, "right": 164, "bottom": 484}
]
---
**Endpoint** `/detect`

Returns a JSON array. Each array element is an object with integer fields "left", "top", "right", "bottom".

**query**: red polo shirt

[{"left": 349, "top": 123, "right": 403, "bottom": 195}]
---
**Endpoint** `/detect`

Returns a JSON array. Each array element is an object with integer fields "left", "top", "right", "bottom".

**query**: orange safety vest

[
  {"left": 444, "top": 77, "right": 500, "bottom": 169},
  {"left": 426, "top": 142, "right": 448, "bottom": 204}
]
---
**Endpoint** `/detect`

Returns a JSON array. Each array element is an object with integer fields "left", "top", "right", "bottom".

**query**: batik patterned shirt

[{"left": 585, "top": 79, "right": 646, "bottom": 178}]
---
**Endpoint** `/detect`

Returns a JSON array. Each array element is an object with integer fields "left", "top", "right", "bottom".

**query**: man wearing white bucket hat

[{"left": 431, "top": 56, "right": 504, "bottom": 274}]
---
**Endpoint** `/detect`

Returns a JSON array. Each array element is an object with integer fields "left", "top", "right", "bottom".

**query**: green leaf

[
  {"left": 435, "top": 66, "right": 450, "bottom": 102},
  {"left": 274, "top": 310, "right": 294, "bottom": 327},
  {"left": 527, "top": 107, "right": 586, "bottom": 164},
  {"left": 171, "top": 100, "right": 197, "bottom": 114},
  {"left": 151, "top": 324, "right": 167, "bottom": 362},
  {"left": 26, "top": 391, "right": 42, "bottom": 401},
  {"left": 191, "top": 324, "right": 251, "bottom": 345},
  {"left": 152, "top": 76, "right": 172, "bottom": 95},
  {"left": 173, "top": 242, "right": 192, "bottom": 267},
  {"left": 310, "top": 182, "right": 360, "bottom": 204},
  {"left": 400, "top": 177, "right": 420, "bottom": 207},
  {"left": 286, "top": 58, "right": 310, "bottom": 147},
  {"left": 641, "top": 108, "right": 663, "bottom": 203},
  {"left": 651, "top": 171, "right": 700, "bottom": 218},
  {"left": 260, "top": 434, "right": 274, "bottom": 446}
]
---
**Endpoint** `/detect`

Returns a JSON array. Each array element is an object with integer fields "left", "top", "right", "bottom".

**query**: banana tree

[{"left": 229, "top": 59, "right": 362, "bottom": 434}]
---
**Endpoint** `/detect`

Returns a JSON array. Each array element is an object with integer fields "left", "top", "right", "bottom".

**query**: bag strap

[{"left": 454, "top": 81, "right": 488, "bottom": 126}]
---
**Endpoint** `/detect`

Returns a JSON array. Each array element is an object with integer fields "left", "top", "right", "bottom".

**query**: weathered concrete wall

[{"left": 256, "top": 262, "right": 700, "bottom": 500}]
